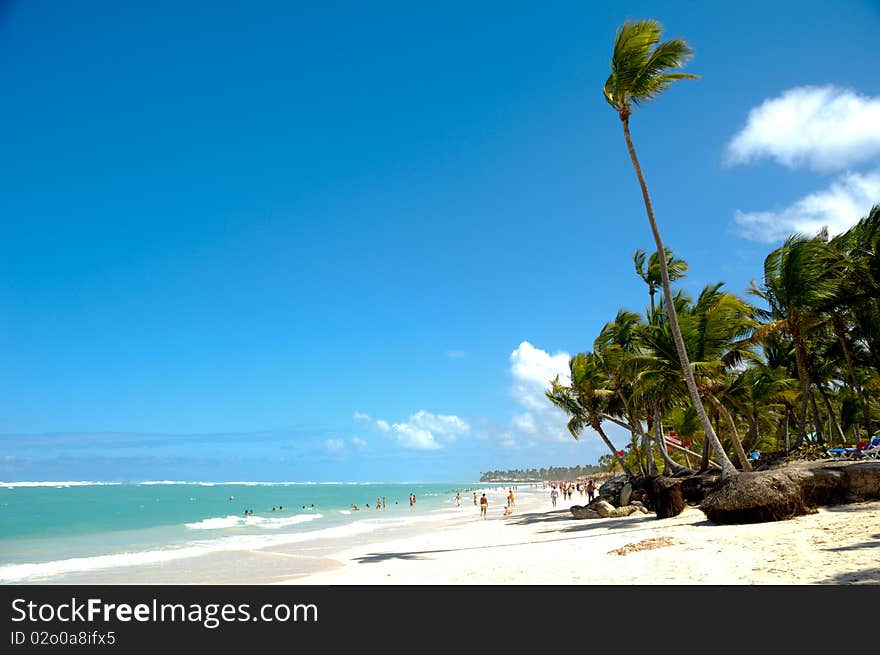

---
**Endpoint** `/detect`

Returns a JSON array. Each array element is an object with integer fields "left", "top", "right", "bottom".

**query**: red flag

[{"left": 617, "top": 450, "right": 625, "bottom": 457}]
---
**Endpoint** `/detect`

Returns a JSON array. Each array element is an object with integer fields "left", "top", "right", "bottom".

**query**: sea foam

[
  {"left": 0, "top": 481, "right": 122, "bottom": 489},
  {"left": 0, "top": 517, "right": 394, "bottom": 583},
  {"left": 185, "top": 513, "right": 323, "bottom": 530}
]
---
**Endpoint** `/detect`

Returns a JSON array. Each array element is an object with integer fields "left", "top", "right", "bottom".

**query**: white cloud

[
  {"left": 390, "top": 423, "right": 442, "bottom": 451},
  {"left": 324, "top": 438, "right": 345, "bottom": 453},
  {"left": 372, "top": 410, "right": 471, "bottom": 451},
  {"left": 734, "top": 169, "right": 880, "bottom": 242},
  {"left": 352, "top": 411, "right": 371, "bottom": 422},
  {"left": 512, "top": 412, "right": 538, "bottom": 435},
  {"left": 445, "top": 350, "right": 467, "bottom": 358},
  {"left": 508, "top": 342, "right": 572, "bottom": 443},
  {"left": 726, "top": 85, "right": 880, "bottom": 171},
  {"left": 350, "top": 436, "right": 368, "bottom": 450},
  {"left": 406, "top": 410, "right": 469, "bottom": 441},
  {"left": 510, "top": 341, "right": 570, "bottom": 411},
  {"left": 499, "top": 433, "right": 518, "bottom": 448}
]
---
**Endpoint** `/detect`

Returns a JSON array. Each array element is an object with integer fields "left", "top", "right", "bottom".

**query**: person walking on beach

[
  {"left": 587, "top": 479, "right": 596, "bottom": 502},
  {"left": 473, "top": 492, "right": 478, "bottom": 506},
  {"left": 455, "top": 492, "right": 461, "bottom": 507},
  {"left": 507, "top": 488, "right": 515, "bottom": 508},
  {"left": 550, "top": 487, "right": 559, "bottom": 507},
  {"left": 480, "top": 493, "right": 488, "bottom": 519}
]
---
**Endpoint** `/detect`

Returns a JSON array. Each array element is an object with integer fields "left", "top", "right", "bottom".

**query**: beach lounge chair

[
  {"left": 859, "top": 436, "right": 880, "bottom": 459},
  {"left": 827, "top": 436, "right": 880, "bottom": 460},
  {"left": 827, "top": 445, "right": 859, "bottom": 459}
]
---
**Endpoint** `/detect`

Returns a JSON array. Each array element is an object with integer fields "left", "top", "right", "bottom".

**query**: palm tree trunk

[
  {"left": 613, "top": 390, "right": 649, "bottom": 475},
  {"left": 707, "top": 393, "right": 752, "bottom": 471},
  {"left": 645, "top": 434, "right": 657, "bottom": 476},
  {"left": 652, "top": 402, "right": 689, "bottom": 475},
  {"left": 809, "top": 390, "right": 825, "bottom": 444},
  {"left": 784, "top": 407, "right": 791, "bottom": 452},
  {"left": 699, "top": 434, "right": 711, "bottom": 472},
  {"left": 600, "top": 411, "right": 651, "bottom": 475},
  {"left": 594, "top": 422, "right": 635, "bottom": 477},
  {"left": 832, "top": 314, "right": 872, "bottom": 437},
  {"left": 722, "top": 390, "right": 760, "bottom": 451},
  {"left": 791, "top": 321, "right": 813, "bottom": 448},
  {"left": 817, "top": 384, "right": 846, "bottom": 444},
  {"left": 621, "top": 117, "right": 738, "bottom": 480}
]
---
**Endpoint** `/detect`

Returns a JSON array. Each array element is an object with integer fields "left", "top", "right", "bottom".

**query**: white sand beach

[{"left": 283, "top": 485, "right": 880, "bottom": 585}]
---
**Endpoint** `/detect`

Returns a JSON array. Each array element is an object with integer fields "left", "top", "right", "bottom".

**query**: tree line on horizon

[
  {"left": 479, "top": 464, "right": 606, "bottom": 482},
  {"left": 544, "top": 19, "right": 879, "bottom": 481}
]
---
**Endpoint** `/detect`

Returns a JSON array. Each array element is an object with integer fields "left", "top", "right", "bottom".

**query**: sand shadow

[
  {"left": 505, "top": 509, "right": 573, "bottom": 526},
  {"left": 347, "top": 522, "right": 678, "bottom": 564},
  {"left": 823, "top": 533, "right": 880, "bottom": 553},
  {"left": 538, "top": 509, "right": 715, "bottom": 537},
  {"left": 821, "top": 502, "right": 880, "bottom": 514},
  {"left": 352, "top": 553, "right": 434, "bottom": 564},
  {"left": 819, "top": 567, "right": 880, "bottom": 584}
]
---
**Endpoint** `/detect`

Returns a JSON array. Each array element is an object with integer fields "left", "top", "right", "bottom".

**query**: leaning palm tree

[
  {"left": 604, "top": 19, "right": 738, "bottom": 479},
  {"left": 546, "top": 352, "right": 635, "bottom": 476}
]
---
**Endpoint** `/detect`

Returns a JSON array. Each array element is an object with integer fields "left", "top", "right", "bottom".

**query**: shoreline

[{"left": 4, "top": 483, "right": 878, "bottom": 584}]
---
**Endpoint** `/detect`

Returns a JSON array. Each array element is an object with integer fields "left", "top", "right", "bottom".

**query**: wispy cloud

[
  {"left": 352, "top": 411, "right": 371, "bottom": 422},
  {"left": 445, "top": 350, "right": 467, "bottom": 359},
  {"left": 726, "top": 85, "right": 880, "bottom": 172},
  {"left": 324, "top": 438, "right": 345, "bottom": 453},
  {"left": 391, "top": 410, "right": 469, "bottom": 450},
  {"left": 734, "top": 169, "right": 880, "bottom": 242},
  {"left": 355, "top": 409, "right": 469, "bottom": 451}
]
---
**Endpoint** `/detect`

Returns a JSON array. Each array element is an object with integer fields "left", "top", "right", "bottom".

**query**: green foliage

[
  {"left": 604, "top": 19, "right": 698, "bottom": 119},
  {"left": 541, "top": 206, "right": 880, "bottom": 471}
]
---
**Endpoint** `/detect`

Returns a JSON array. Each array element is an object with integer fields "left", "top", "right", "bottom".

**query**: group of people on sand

[
  {"left": 548, "top": 479, "right": 596, "bottom": 507},
  {"left": 467, "top": 486, "right": 516, "bottom": 519}
]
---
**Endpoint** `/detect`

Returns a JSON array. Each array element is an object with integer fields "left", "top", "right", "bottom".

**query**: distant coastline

[{"left": 479, "top": 464, "right": 606, "bottom": 483}]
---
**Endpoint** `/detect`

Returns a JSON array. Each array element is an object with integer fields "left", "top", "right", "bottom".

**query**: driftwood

[
  {"left": 700, "top": 460, "right": 880, "bottom": 524},
  {"left": 631, "top": 460, "right": 880, "bottom": 524}
]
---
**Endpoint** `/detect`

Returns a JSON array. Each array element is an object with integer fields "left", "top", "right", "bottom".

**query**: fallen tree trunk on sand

[
  {"left": 632, "top": 460, "right": 880, "bottom": 524},
  {"left": 700, "top": 460, "right": 880, "bottom": 524}
]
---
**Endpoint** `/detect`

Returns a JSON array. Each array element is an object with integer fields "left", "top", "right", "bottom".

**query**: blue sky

[{"left": 2, "top": 0, "right": 879, "bottom": 481}]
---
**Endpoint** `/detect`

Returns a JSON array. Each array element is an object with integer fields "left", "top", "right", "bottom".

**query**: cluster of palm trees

[
  {"left": 545, "top": 19, "right": 879, "bottom": 482},
  {"left": 547, "top": 216, "right": 879, "bottom": 480}
]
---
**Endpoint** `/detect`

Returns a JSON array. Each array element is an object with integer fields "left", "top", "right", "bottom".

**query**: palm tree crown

[{"left": 603, "top": 19, "right": 698, "bottom": 121}]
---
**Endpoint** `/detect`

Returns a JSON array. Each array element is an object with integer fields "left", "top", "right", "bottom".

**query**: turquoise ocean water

[{"left": 0, "top": 481, "right": 504, "bottom": 583}]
